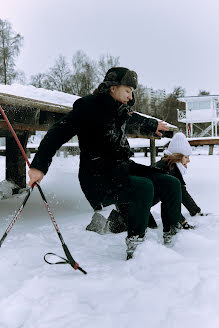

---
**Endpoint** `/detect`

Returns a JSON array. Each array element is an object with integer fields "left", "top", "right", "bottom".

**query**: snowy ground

[{"left": 1, "top": 149, "right": 219, "bottom": 328}]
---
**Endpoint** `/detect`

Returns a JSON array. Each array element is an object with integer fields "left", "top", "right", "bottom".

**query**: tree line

[{"left": 0, "top": 18, "right": 210, "bottom": 127}]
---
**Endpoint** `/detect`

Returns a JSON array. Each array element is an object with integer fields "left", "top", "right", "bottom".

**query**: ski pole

[
  {"left": 0, "top": 105, "right": 87, "bottom": 274},
  {"left": 0, "top": 188, "right": 33, "bottom": 247}
]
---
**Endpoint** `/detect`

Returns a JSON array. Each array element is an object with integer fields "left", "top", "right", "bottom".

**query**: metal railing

[{"left": 177, "top": 109, "right": 186, "bottom": 121}]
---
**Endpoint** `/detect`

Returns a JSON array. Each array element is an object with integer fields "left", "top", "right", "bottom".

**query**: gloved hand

[{"left": 190, "top": 207, "right": 201, "bottom": 216}]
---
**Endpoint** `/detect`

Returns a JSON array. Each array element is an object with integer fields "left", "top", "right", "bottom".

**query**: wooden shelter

[
  {"left": 0, "top": 92, "right": 73, "bottom": 189},
  {"left": 0, "top": 90, "right": 177, "bottom": 190}
]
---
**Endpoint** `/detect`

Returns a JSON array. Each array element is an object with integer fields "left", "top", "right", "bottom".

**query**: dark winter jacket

[
  {"left": 30, "top": 93, "right": 158, "bottom": 210},
  {"left": 152, "top": 159, "right": 201, "bottom": 216}
]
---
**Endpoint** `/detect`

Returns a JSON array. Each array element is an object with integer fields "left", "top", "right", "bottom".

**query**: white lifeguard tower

[{"left": 177, "top": 95, "right": 219, "bottom": 137}]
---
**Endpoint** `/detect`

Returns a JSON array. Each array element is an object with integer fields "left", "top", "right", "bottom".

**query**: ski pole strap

[
  {"left": 44, "top": 252, "right": 87, "bottom": 275},
  {"left": 44, "top": 252, "right": 69, "bottom": 265}
]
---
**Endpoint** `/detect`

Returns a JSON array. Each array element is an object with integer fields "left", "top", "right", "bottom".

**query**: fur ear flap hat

[{"left": 98, "top": 67, "right": 138, "bottom": 94}]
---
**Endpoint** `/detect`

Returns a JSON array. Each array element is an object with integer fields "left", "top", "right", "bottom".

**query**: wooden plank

[
  {"left": 0, "top": 121, "right": 49, "bottom": 134},
  {"left": 0, "top": 105, "right": 40, "bottom": 125},
  {"left": 0, "top": 108, "right": 64, "bottom": 134},
  {"left": 188, "top": 139, "right": 219, "bottom": 146},
  {"left": 127, "top": 134, "right": 160, "bottom": 139}
]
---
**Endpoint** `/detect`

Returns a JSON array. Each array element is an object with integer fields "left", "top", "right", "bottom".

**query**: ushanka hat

[
  {"left": 167, "top": 132, "right": 192, "bottom": 156},
  {"left": 98, "top": 67, "right": 138, "bottom": 93}
]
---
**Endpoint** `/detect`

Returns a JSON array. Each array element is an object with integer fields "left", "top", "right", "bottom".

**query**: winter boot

[
  {"left": 163, "top": 223, "right": 181, "bottom": 245},
  {"left": 105, "top": 209, "right": 127, "bottom": 233},
  {"left": 181, "top": 221, "right": 195, "bottom": 229},
  {"left": 86, "top": 211, "right": 107, "bottom": 234},
  {"left": 125, "top": 234, "right": 145, "bottom": 260}
]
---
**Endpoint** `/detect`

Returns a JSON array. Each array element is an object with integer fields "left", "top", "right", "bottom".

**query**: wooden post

[
  {"left": 150, "top": 138, "right": 156, "bottom": 165},
  {"left": 209, "top": 144, "right": 214, "bottom": 155},
  {"left": 26, "top": 149, "right": 31, "bottom": 158},
  {"left": 6, "top": 131, "right": 29, "bottom": 189},
  {"left": 64, "top": 149, "right": 68, "bottom": 158},
  {"left": 144, "top": 148, "right": 148, "bottom": 157}
]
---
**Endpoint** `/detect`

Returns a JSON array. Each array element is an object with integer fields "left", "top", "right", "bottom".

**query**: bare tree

[
  {"left": 29, "top": 51, "right": 121, "bottom": 97},
  {"left": 159, "top": 86, "right": 185, "bottom": 125},
  {"left": 198, "top": 90, "right": 210, "bottom": 96},
  {"left": 69, "top": 50, "right": 98, "bottom": 96},
  {"left": 97, "top": 54, "right": 120, "bottom": 80},
  {"left": 45, "top": 55, "right": 71, "bottom": 92},
  {"left": 133, "top": 84, "right": 151, "bottom": 115},
  {"left": 14, "top": 70, "right": 26, "bottom": 84},
  {"left": 30, "top": 73, "right": 48, "bottom": 88},
  {"left": 30, "top": 56, "right": 71, "bottom": 92},
  {"left": 0, "top": 19, "right": 23, "bottom": 84}
]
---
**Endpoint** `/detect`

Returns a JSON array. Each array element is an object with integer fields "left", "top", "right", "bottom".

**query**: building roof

[{"left": 178, "top": 95, "right": 219, "bottom": 102}]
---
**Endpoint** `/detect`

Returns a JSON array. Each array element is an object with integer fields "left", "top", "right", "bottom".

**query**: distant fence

[
  {"left": 0, "top": 144, "right": 166, "bottom": 158},
  {"left": 131, "top": 145, "right": 166, "bottom": 157}
]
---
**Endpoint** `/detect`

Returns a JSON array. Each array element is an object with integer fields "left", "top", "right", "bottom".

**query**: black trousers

[
  {"left": 103, "top": 175, "right": 154, "bottom": 237},
  {"left": 149, "top": 183, "right": 201, "bottom": 230},
  {"left": 116, "top": 162, "right": 182, "bottom": 233}
]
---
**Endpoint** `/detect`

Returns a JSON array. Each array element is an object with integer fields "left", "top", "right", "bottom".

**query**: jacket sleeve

[
  {"left": 181, "top": 185, "right": 201, "bottom": 216},
  {"left": 30, "top": 100, "right": 81, "bottom": 174},
  {"left": 126, "top": 112, "right": 158, "bottom": 136},
  {"left": 140, "top": 117, "right": 158, "bottom": 135}
]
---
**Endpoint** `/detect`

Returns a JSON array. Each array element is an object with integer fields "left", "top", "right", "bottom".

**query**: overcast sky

[{"left": 0, "top": 0, "right": 219, "bottom": 95}]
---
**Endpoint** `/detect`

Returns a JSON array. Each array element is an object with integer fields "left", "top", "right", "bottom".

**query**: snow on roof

[
  {"left": 134, "top": 111, "right": 177, "bottom": 129},
  {"left": 0, "top": 83, "right": 80, "bottom": 107}
]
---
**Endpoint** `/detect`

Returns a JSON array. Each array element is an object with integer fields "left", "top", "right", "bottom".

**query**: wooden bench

[{"left": 188, "top": 137, "right": 219, "bottom": 155}]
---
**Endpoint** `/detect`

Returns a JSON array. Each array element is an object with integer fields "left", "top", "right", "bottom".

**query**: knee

[
  {"left": 165, "top": 175, "right": 181, "bottom": 191},
  {"left": 133, "top": 176, "right": 154, "bottom": 201},
  {"left": 171, "top": 176, "right": 181, "bottom": 191},
  {"left": 130, "top": 176, "right": 154, "bottom": 194},
  {"left": 166, "top": 176, "right": 182, "bottom": 202},
  {"left": 137, "top": 176, "right": 153, "bottom": 190},
  {"left": 144, "top": 178, "right": 154, "bottom": 195}
]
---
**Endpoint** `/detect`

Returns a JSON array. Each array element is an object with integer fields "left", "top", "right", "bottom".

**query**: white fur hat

[{"left": 167, "top": 132, "right": 192, "bottom": 156}]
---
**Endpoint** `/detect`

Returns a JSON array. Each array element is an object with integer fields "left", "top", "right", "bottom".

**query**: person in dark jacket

[{"left": 28, "top": 67, "right": 182, "bottom": 259}]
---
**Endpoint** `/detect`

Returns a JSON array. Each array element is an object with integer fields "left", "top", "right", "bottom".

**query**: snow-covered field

[{"left": 0, "top": 150, "right": 219, "bottom": 328}]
